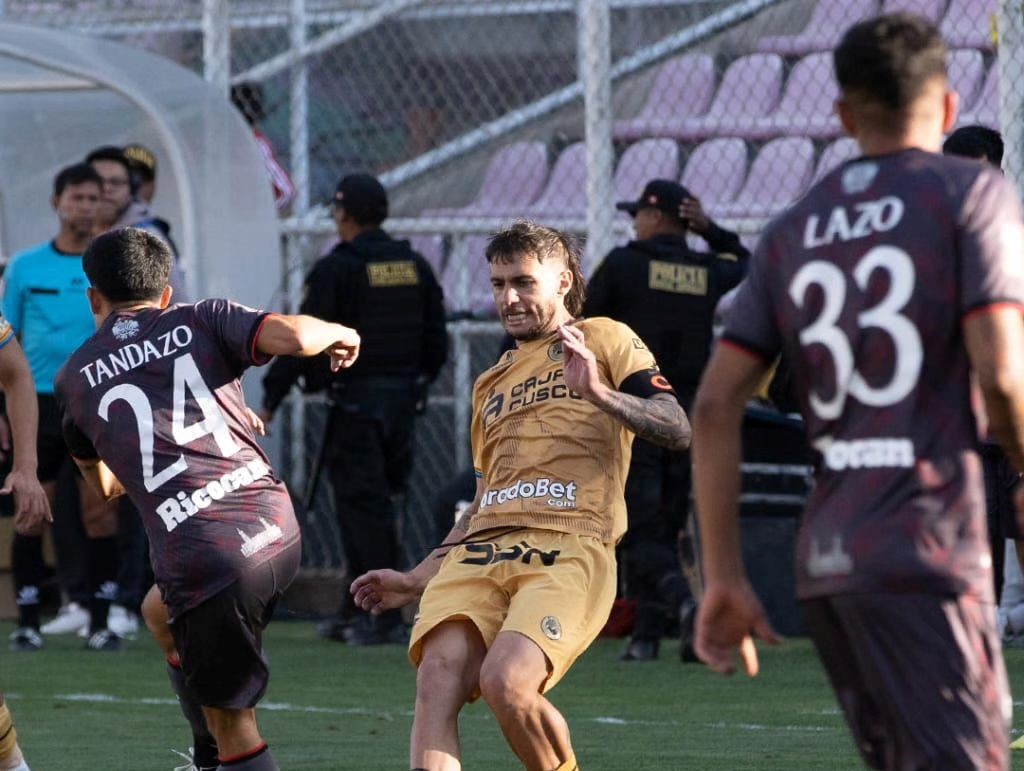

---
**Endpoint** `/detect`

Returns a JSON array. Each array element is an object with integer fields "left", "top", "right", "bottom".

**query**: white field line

[{"left": 5, "top": 692, "right": 840, "bottom": 733}]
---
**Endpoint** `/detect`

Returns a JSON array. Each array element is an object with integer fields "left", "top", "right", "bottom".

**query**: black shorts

[
  {"left": 170, "top": 543, "right": 300, "bottom": 709},
  {"left": 37, "top": 393, "right": 71, "bottom": 483},
  {"left": 803, "top": 593, "right": 1009, "bottom": 771},
  {"left": 982, "top": 445, "right": 1022, "bottom": 541}
]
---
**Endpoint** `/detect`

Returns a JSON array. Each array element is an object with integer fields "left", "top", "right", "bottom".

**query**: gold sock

[{"left": 550, "top": 754, "right": 578, "bottom": 771}]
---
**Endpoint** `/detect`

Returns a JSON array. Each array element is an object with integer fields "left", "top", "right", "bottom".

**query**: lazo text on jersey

[
  {"left": 803, "top": 196, "right": 904, "bottom": 248},
  {"left": 79, "top": 325, "right": 193, "bottom": 388}
]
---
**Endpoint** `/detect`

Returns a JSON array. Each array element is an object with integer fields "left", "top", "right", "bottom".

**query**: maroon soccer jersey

[
  {"left": 55, "top": 299, "right": 300, "bottom": 619},
  {"left": 723, "top": 149, "right": 1024, "bottom": 601}
]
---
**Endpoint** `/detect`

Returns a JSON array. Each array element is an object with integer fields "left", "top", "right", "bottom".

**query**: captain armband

[{"left": 619, "top": 368, "right": 678, "bottom": 401}]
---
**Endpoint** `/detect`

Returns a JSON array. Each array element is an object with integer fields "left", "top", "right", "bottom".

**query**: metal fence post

[
  {"left": 999, "top": 1, "right": 1024, "bottom": 193},
  {"left": 201, "top": 0, "right": 230, "bottom": 95}
]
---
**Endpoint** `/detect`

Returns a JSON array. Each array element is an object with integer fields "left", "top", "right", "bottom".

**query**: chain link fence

[{"left": 6, "top": 0, "right": 1019, "bottom": 574}]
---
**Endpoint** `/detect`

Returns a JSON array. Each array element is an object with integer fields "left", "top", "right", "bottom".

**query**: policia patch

[
  {"left": 366, "top": 261, "right": 420, "bottom": 287},
  {"left": 648, "top": 260, "right": 707, "bottom": 295}
]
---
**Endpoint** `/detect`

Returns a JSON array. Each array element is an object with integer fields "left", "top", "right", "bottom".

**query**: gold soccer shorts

[{"left": 409, "top": 528, "right": 615, "bottom": 697}]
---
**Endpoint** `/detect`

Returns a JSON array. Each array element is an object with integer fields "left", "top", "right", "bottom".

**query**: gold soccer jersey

[{"left": 469, "top": 316, "right": 662, "bottom": 544}]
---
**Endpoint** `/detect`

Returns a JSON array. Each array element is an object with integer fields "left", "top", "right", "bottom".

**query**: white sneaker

[
  {"left": 108, "top": 605, "right": 139, "bottom": 638},
  {"left": 40, "top": 602, "right": 89, "bottom": 635}
]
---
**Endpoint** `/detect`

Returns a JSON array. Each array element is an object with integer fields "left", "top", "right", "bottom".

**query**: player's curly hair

[
  {"left": 83, "top": 227, "right": 172, "bottom": 303},
  {"left": 484, "top": 220, "right": 586, "bottom": 317}
]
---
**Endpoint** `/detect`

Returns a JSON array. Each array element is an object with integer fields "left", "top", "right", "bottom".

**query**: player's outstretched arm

[
  {"left": 0, "top": 337, "right": 51, "bottom": 533},
  {"left": 557, "top": 324, "right": 691, "bottom": 450},
  {"left": 255, "top": 313, "right": 361, "bottom": 372},
  {"left": 691, "top": 343, "right": 780, "bottom": 676},
  {"left": 352, "top": 479, "right": 484, "bottom": 614}
]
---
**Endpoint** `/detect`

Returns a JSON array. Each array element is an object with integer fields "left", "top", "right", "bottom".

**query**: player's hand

[
  {"left": 351, "top": 569, "right": 420, "bottom": 614},
  {"left": 246, "top": 407, "right": 267, "bottom": 437},
  {"left": 3, "top": 468, "right": 52, "bottom": 536},
  {"left": 696, "top": 579, "right": 780, "bottom": 677},
  {"left": 558, "top": 324, "right": 605, "bottom": 403},
  {"left": 679, "top": 196, "right": 710, "bottom": 234},
  {"left": 327, "top": 326, "right": 361, "bottom": 372}
]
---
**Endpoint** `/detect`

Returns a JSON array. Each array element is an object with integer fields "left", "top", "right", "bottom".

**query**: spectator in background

[
  {"left": 230, "top": 82, "right": 296, "bottom": 215},
  {"left": 3, "top": 163, "right": 123, "bottom": 651},
  {"left": 123, "top": 143, "right": 158, "bottom": 205},
  {"left": 86, "top": 146, "right": 186, "bottom": 300},
  {"left": 943, "top": 124, "right": 1003, "bottom": 166},
  {"left": 260, "top": 173, "right": 447, "bottom": 646},
  {"left": 584, "top": 179, "right": 748, "bottom": 662}
]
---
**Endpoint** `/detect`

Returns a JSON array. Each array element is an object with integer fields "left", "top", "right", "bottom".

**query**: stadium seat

[
  {"left": 882, "top": 0, "right": 946, "bottom": 22},
  {"left": 614, "top": 138, "right": 680, "bottom": 199},
  {"left": 523, "top": 141, "right": 587, "bottom": 217},
  {"left": 948, "top": 48, "right": 984, "bottom": 107},
  {"left": 958, "top": 61, "right": 997, "bottom": 127},
  {"left": 670, "top": 54, "right": 784, "bottom": 140},
  {"left": 441, "top": 234, "right": 496, "bottom": 317},
  {"left": 680, "top": 138, "right": 748, "bottom": 210},
  {"left": 813, "top": 137, "right": 860, "bottom": 183},
  {"left": 710, "top": 137, "right": 815, "bottom": 220},
  {"left": 757, "top": 0, "right": 878, "bottom": 56},
  {"left": 746, "top": 52, "right": 841, "bottom": 140},
  {"left": 940, "top": 0, "right": 997, "bottom": 52},
  {"left": 613, "top": 54, "right": 716, "bottom": 141}
]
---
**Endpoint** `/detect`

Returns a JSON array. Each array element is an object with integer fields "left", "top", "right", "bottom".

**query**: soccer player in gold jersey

[{"left": 352, "top": 221, "right": 690, "bottom": 771}]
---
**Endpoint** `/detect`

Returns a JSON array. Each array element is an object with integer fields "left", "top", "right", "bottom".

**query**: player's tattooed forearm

[{"left": 600, "top": 392, "right": 691, "bottom": 450}]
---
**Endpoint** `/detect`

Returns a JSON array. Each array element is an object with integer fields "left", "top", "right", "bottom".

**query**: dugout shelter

[{"left": 0, "top": 22, "right": 279, "bottom": 309}]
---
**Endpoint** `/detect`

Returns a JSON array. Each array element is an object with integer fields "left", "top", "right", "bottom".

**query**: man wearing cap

[
  {"left": 260, "top": 173, "right": 447, "bottom": 645},
  {"left": 123, "top": 143, "right": 158, "bottom": 205},
  {"left": 584, "top": 178, "right": 749, "bottom": 662}
]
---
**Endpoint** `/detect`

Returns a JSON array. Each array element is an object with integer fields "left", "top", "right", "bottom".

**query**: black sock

[
  {"left": 218, "top": 743, "right": 278, "bottom": 770},
  {"left": 12, "top": 533, "right": 44, "bottom": 630},
  {"left": 87, "top": 536, "right": 119, "bottom": 633}
]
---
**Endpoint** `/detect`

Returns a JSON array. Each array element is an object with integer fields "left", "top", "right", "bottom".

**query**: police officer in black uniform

[
  {"left": 260, "top": 173, "right": 447, "bottom": 645},
  {"left": 585, "top": 178, "right": 748, "bottom": 661}
]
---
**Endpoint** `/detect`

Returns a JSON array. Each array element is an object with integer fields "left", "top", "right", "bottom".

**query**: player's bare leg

[
  {"left": 411, "top": 620, "right": 487, "bottom": 770},
  {"left": 0, "top": 694, "right": 29, "bottom": 771},
  {"left": 202, "top": 707, "right": 276, "bottom": 769},
  {"left": 479, "top": 632, "right": 576, "bottom": 771},
  {"left": 143, "top": 585, "right": 220, "bottom": 770}
]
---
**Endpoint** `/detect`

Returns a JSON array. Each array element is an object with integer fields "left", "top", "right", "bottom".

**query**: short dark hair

[
  {"left": 85, "top": 145, "right": 132, "bottom": 176},
  {"left": 834, "top": 13, "right": 947, "bottom": 117},
  {"left": 943, "top": 125, "right": 1003, "bottom": 166},
  {"left": 82, "top": 228, "right": 172, "bottom": 303},
  {"left": 53, "top": 163, "right": 102, "bottom": 197},
  {"left": 485, "top": 220, "right": 586, "bottom": 317}
]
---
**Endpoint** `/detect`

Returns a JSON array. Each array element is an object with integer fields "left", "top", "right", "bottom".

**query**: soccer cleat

[
  {"left": 40, "top": 602, "right": 89, "bottom": 635},
  {"left": 1011, "top": 733, "right": 1024, "bottom": 751},
  {"left": 171, "top": 747, "right": 217, "bottom": 771},
  {"left": 84, "top": 628, "right": 122, "bottom": 652},
  {"left": 8, "top": 627, "right": 43, "bottom": 652},
  {"left": 108, "top": 605, "right": 139, "bottom": 638},
  {"left": 619, "top": 638, "right": 658, "bottom": 661}
]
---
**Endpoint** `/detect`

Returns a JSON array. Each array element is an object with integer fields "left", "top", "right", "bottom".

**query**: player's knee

[
  {"left": 478, "top": 661, "right": 532, "bottom": 714},
  {"left": 416, "top": 650, "right": 473, "bottom": 707}
]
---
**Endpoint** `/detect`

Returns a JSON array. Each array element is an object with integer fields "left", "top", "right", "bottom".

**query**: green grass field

[{"left": 3, "top": 620, "right": 1024, "bottom": 770}]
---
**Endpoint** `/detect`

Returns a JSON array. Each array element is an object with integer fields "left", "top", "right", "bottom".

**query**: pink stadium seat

[
  {"left": 613, "top": 54, "right": 716, "bottom": 141},
  {"left": 523, "top": 141, "right": 587, "bottom": 217},
  {"left": 441, "top": 235, "right": 497, "bottom": 317},
  {"left": 710, "top": 137, "right": 815, "bottom": 220},
  {"left": 958, "top": 62, "right": 997, "bottom": 127},
  {"left": 680, "top": 138, "right": 748, "bottom": 209},
  {"left": 940, "top": 0, "right": 996, "bottom": 52},
  {"left": 614, "top": 138, "right": 680, "bottom": 199},
  {"left": 757, "top": 0, "right": 878, "bottom": 56},
  {"left": 746, "top": 53, "right": 841, "bottom": 140},
  {"left": 813, "top": 137, "right": 860, "bottom": 183},
  {"left": 407, "top": 234, "right": 446, "bottom": 275},
  {"left": 948, "top": 48, "right": 984, "bottom": 106},
  {"left": 423, "top": 140, "right": 548, "bottom": 218},
  {"left": 671, "top": 54, "right": 784, "bottom": 140},
  {"left": 882, "top": 0, "right": 945, "bottom": 22}
]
